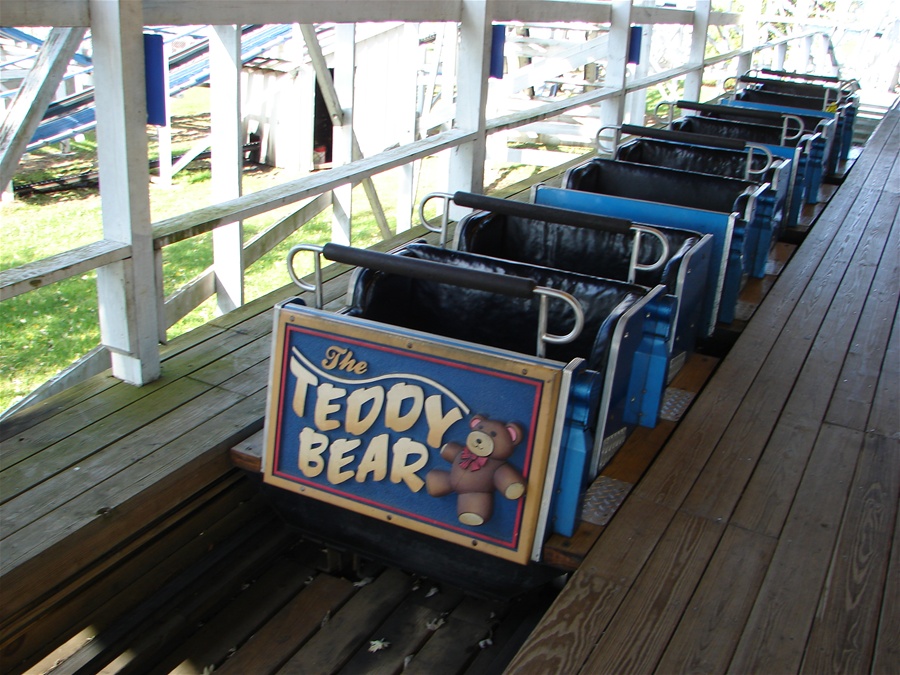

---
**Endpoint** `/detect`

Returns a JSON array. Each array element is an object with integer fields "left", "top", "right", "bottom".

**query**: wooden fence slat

[{"left": 0, "top": 239, "right": 130, "bottom": 301}]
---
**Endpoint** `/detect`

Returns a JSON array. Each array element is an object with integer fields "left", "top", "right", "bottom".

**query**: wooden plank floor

[
  {"left": 3, "top": 105, "right": 897, "bottom": 674},
  {"left": 506, "top": 100, "right": 900, "bottom": 675}
]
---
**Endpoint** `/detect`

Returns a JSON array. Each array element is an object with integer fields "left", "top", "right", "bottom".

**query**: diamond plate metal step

[
  {"left": 660, "top": 387, "right": 695, "bottom": 422},
  {"left": 581, "top": 476, "right": 633, "bottom": 526}
]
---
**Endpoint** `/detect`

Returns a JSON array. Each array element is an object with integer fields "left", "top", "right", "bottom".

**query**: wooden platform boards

[
  {"left": 2, "top": 105, "right": 896, "bottom": 674},
  {"left": 0, "top": 228, "right": 443, "bottom": 673},
  {"left": 506, "top": 100, "right": 899, "bottom": 675}
]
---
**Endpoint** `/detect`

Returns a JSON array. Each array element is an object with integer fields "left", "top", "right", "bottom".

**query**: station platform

[{"left": 1, "top": 101, "right": 897, "bottom": 674}]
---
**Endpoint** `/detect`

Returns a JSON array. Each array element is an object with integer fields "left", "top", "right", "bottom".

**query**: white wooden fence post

[
  {"left": 396, "top": 22, "right": 419, "bottom": 233},
  {"left": 684, "top": 0, "right": 711, "bottom": 102},
  {"left": 332, "top": 23, "right": 356, "bottom": 246},
  {"left": 600, "top": 0, "right": 633, "bottom": 132},
  {"left": 448, "top": 0, "right": 492, "bottom": 199},
  {"left": 739, "top": 0, "right": 762, "bottom": 75},
  {"left": 626, "top": 25, "right": 652, "bottom": 124},
  {"left": 90, "top": 0, "right": 161, "bottom": 385},
  {"left": 211, "top": 25, "right": 244, "bottom": 313}
]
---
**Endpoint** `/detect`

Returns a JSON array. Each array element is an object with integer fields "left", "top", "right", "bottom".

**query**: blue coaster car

[
  {"left": 261, "top": 242, "right": 673, "bottom": 594},
  {"left": 673, "top": 99, "right": 834, "bottom": 205},
  {"left": 609, "top": 124, "right": 792, "bottom": 273},
  {"left": 736, "top": 70, "right": 859, "bottom": 163},
  {"left": 668, "top": 113, "right": 825, "bottom": 209},
  {"left": 556, "top": 157, "right": 769, "bottom": 324},
  {"left": 421, "top": 190, "right": 711, "bottom": 373},
  {"left": 729, "top": 87, "right": 853, "bottom": 178}
]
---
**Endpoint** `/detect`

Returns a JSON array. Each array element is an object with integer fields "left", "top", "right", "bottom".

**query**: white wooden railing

[{"left": 0, "top": 0, "right": 835, "bottom": 415}]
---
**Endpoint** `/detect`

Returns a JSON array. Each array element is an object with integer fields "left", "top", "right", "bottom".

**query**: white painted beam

[
  {"left": 210, "top": 25, "right": 244, "bottom": 314},
  {"left": 502, "top": 33, "right": 610, "bottom": 96},
  {"left": 684, "top": 0, "right": 711, "bottom": 101},
  {"left": 599, "top": 0, "right": 632, "bottom": 131},
  {"left": 0, "top": 240, "right": 130, "bottom": 301},
  {"left": 90, "top": 0, "right": 161, "bottom": 385},
  {"left": 300, "top": 24, "right": 391, "bottom": 239},
  {"left": 448, "top": 0, "right": 492, "bottom": 198},
  {"left": 331, "top": 23, "right": 356, "bottom": 245},
  {"left": 0, "top": 0, "right": 742, "bottom": 28},
  {"left": 0, "top": 28, "right": 87, "bottom": 188},
  {"left": 152, "top": 129, "right": 476, "bottom": 247}
]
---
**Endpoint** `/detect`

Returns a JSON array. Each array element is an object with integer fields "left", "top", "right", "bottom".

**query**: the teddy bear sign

[{"left": 426, "top": 414, "right": 527, "bottom": 526}]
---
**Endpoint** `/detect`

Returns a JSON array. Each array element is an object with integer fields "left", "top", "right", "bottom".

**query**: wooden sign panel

[{"left": 262, "top": 303, "right": 564, "bottom": 564}]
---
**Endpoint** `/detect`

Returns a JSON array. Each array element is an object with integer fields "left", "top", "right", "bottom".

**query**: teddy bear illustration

[{"left": 425, "top": 414, "right": 527, "bottom": 526}]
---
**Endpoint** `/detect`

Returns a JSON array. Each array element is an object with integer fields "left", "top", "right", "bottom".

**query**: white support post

[
  {"left": 332, "top": 23, "right": 356, "bottom": 245},
  {"left": 775, "top": 42, "right": 788, "bottom": 70},
  {"left": 740, "top": 0, "right": 762, "bottom": 74},
  {"left": 290, "top": 25, "right": 315, "bottom": 176},
  {"left": 684, "top": 0, "right": 711, "bottom": 102},
  {"left": 156, "top": 40, "right": 173, "bottom": 188},
  {"left": 626, "top": 25, "right": 651, "bottom": 124},
  {"left": 448, "top": 0, "right": 492, "bottom": 198},
  {"left": 90, "top": 0, "right": 160, "bottom": 385},
  {"left": 396, "top": 22, "right": 419, "bottom": 233},
  {"left": 210, "top": 25, "right": 244, "bottom": 314},
  {"left": 600, "top": 0, "right": 633, "bottom": 132}
]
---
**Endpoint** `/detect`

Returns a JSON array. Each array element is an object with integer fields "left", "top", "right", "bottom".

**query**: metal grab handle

[
  {"left": 535, "top": 287, "right": 585, "bottom": 358},
  {"left": 655, "top": 100, "right": 676, "bottom": 126},
  {"left": 595, "top": 124, "right": 622, "bottom": 153},
  {"left": 744, "top": 143, "right": 774, "bottom": 179},
  {"left": 743, "top": 182, "right": 771, "bottom": 223},
  {"left": 418, "top": 191, "right": 453, "bottom": 247},
  {"left": 287, "top": 244, "right": 325, "bottom": 309},
  {"left": 799, "top": 131, "right": 822, "bottom": 157},
  {"left": 780, "top": 114, "right": 805, "bottom": 144},
  {"left": 629, "top": 225, "right": 670, "bottom": 284}
]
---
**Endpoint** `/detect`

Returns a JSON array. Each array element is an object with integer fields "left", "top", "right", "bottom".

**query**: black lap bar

[
  {"left": 322, "top": 243, "right": 536, "bottom": 299},
  {"left": 674, "top": 101, "right": 795, "bottom": 124},
  {"left": 451, "top": 191, "right": 632, "bottom": 235},
  {"left": 760, "top": 68, "right": 841, "bottom": 83},
  {"left": 620, "top": 124, "right": 747, "bottom": 151}
]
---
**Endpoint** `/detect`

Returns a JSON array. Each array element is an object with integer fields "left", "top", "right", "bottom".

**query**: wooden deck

[
  {"left": 1, "top": 102, "right": 897, "bottom": 674},
  {"left": 506, "top": 101, "right": 900, "bottom": 674}
]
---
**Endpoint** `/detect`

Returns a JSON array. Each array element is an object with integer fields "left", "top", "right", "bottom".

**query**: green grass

[{"left": 0, "top": 81, "right": 548, "bottom": 414}]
